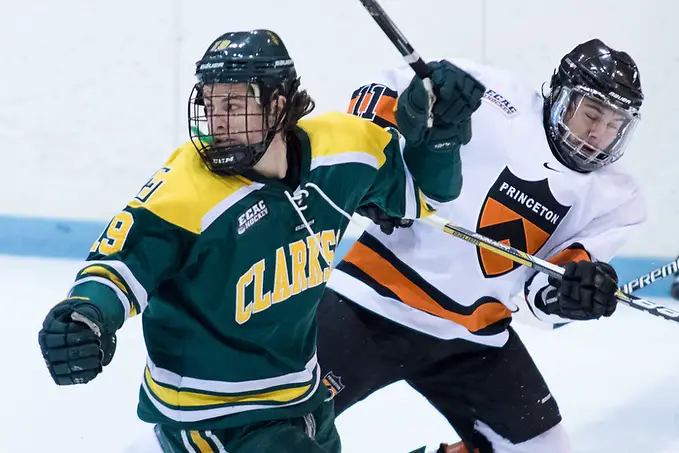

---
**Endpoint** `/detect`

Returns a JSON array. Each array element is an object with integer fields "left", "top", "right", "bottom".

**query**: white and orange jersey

[{"left": 328, "top": 59, "right": 647, "bottom": 347}]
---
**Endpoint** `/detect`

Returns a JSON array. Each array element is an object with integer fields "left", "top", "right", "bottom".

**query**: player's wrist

[{"left": 69, "top": 281, "right": 126, "bottom": 331}]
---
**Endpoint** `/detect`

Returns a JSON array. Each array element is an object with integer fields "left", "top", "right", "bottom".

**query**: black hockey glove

[
  {"left": 38, "top": 298, "right": 117, "bottom": 385},
  {"left": 356, "top": 203, "right": 414, "bottom": 235},
  {"left": 396, "top": 60, "right": 485, "bottom": 145},
  {"left": 541, "top": 261, "right": 619, "bottom": 321}
]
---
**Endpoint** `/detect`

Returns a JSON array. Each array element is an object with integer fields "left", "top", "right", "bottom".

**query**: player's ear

[
  {"left": 268, "top": 93, "right": 286, "bottom": 122},
  {"left": 273, "top": 93, "right": 286, "bottom": 112}
]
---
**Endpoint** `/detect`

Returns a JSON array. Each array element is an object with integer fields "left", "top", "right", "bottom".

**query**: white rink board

[{"left": 0, "top": 0, "right": 677, "bottom": 257}]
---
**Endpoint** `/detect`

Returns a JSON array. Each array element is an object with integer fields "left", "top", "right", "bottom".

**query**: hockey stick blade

[{"left": 420, "top": 214, "right": 679, "bottom": 324}]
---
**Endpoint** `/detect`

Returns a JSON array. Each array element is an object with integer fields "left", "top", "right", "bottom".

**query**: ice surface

[{"left": 3, "top": 255, "right": 678, "bottom": 452}]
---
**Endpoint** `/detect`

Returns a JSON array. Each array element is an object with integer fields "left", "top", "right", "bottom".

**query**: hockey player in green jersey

[{"left": 37, "top": 29, "right": 485, "bottom": 453}]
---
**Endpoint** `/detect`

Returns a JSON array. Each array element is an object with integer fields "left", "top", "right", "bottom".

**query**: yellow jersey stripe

[
  {"left": 141, "top": 371, "right": 321, "bottom": 422},
  {"left": 127, "top": 142, "right": 253, "bottom": 235},
  {"left": 144, "top": 367, "right": 312, "bottom": 408},
  {"left": 146, "top": 355, "right": 318, "bottom": 394},
  {"left": 189, "top": 431, "right": 213, "bottom": 453},
  {"left": 80, "top": 266, "right": 128, "bottom": 295},
  {"left": 418, "top": 191, "right": 436, "bottom": 218},
  {"left": 81, "top": 260, "right": 148, "bottom": 312},
  {"left": 180, "top": 431, "right": 198, "bottom": 453},
  {"left": 66, "top": 296, "right": 90, "bottom": 302},
  {"left": 298, "top": 112, "right": 392, "bottom": 169}
]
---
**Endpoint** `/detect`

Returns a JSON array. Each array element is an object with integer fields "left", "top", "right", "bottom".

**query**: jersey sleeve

[
  {"left": 348, "top": 64, "right": 464, "bottom": 214},
  {"left": 68, "top": 168, "right": 197, "bottom": 329},
  {"left": 358, "top": 129, "right": 437, "bottom": 219},
  {"left": 524, "top": 181, "right": 647, "bottom": 323}
]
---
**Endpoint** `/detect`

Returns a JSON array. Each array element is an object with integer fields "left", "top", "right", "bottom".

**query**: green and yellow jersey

[{"left": 67, "top": 112, "right": 461, "bottom": 430}]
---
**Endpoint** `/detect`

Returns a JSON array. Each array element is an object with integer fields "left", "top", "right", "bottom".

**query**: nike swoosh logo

[{"left": 543, "top": 162, "right": 561, "bottom": 172}]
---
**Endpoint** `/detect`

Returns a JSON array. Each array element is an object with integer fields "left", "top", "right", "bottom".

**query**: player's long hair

[{"left": 277, "top": 79, "right": 315, "bottom": 133}]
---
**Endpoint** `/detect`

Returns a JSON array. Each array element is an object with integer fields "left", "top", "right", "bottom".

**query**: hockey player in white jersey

[{"left": 316, "top": 39, "right": 646, "bottom": 453}]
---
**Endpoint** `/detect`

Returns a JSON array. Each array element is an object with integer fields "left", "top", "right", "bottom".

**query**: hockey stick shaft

[
  {"left": 420, "top": 214, "right": 679, "bottom": 323},
  {"left": 357, "top": 0, "right": 434, "bottom": 126},
  {"left": 357, "top": 0, "right": 429, "bottom": 78}
]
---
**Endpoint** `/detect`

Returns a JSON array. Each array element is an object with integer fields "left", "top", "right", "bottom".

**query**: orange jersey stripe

[
  {"left": 347, "top": 96, "right": 358, "bottom": 115},
  {"left": 343, "top": 242, "right": 511, "bottom": 333},
  {"left": 548, "top": 245, "right": 591, "bottom": 266},
  {"left": 373, "top": 95, "right": 397, "bottom": 127},
  {"left": 440, "top": 442, "right": 478, "bottom": 453}
]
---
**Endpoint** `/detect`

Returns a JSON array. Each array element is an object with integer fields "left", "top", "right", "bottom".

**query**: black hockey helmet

[
  {"left": 189, "top": 29, "right": 302, "bottom": 175},
  {"left": 544, "top": 39, "right": 643, "bottom": 172}
]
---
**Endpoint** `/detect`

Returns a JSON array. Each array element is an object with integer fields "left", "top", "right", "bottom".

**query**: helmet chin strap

[
  {"left": 205, "top": 131, "right": 275, "bottom": 176},
  {"left": 206, "top": 90, "right": 287, "bottom": 176}
]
